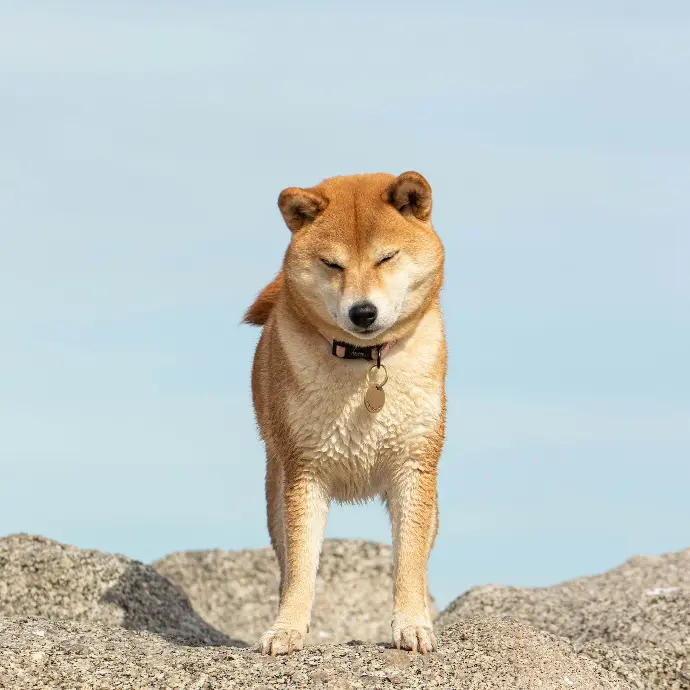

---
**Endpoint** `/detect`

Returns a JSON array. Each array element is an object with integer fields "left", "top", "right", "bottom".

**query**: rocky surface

[
  {"left": 0, "top": 615, "right": 629, "bottom": 689},
  {"left": 438, "top": 547, "right": 690, "bottom": 689},
  {"left": 154, "top": 539, "right": 434, "bottom": 646},
  {"left": 1, "top": 533, "right": 688, "bottom": 688},
  {"left": 0, "top": 533, "right": 235, "bottom": 647}
]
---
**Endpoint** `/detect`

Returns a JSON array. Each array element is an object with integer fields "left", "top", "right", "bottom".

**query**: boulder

[
  {"left": 0, "top": 615, "right": 629, "bottom": 689},
  {"left": 437, "top": 547, "right": 690, "bottom": 689},
  {"left": 0, "top": 533, "right": 235, "bottom": 646}
]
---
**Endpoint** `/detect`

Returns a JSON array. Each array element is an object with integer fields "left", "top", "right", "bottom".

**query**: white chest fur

[{"left": 277, "top": 316, "right": 444, "bottom": 502}]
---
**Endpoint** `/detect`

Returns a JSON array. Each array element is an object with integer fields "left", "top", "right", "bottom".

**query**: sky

[{"left": 1, "top": 1, "right": 689, "bottom": 609}]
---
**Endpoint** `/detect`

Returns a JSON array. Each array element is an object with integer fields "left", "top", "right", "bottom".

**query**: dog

[{"left": 243, "top": 171, "right": 446, "bottom": 655}]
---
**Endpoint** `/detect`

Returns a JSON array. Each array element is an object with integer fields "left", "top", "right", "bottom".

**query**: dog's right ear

[{"left": 278, "top": 187, "right": 329, "bottom": 233}]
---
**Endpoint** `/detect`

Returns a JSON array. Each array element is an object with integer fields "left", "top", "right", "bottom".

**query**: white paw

[
  {"left": 392, "top": 616, "right": 437, "bottom": 654},
  {"left": 259, "top": 625, "right": 306, "bottom": 656}
]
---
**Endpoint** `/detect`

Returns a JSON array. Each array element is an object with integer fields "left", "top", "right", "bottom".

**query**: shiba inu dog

[{"left": 243, "top": 171, "right": 446, "bottom": 655}]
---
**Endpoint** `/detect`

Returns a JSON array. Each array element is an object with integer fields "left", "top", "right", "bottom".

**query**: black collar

[{"left": 331, "top": 339, "right": 392, "bottom": 366}]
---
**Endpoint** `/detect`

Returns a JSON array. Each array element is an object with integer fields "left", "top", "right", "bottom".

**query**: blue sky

[{"left": 1, "top": 1, "right": 689, "bottom": 609}]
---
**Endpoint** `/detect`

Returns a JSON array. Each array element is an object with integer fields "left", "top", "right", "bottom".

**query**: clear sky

[{"left": 1, "top": 1, "right": 689, "bottom": 608}]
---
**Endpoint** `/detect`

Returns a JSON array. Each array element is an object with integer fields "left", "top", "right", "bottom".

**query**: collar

[{"left": 325, "top": 337, "right": 396, "bottom": 364}]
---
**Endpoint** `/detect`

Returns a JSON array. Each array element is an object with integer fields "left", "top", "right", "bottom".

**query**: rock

[
  {"left": 154, "top": 539, "right": 438, "bottom": 645},
  {"left": 0, "top": 615, "right": 630, "bottom": 689},
  {"left": 0, "top": 533, "right": 238, "bottom": 646},
  {"left": 437, "top": 547, "right": 690, "bottom": 689},
  {"left": 3, "top": 532, "right": 684, "bottom": 687}
]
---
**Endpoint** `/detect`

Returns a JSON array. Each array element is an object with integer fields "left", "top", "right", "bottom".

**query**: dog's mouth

[{"left": 342, "top": 325, "right": 387, "bottom": 341}]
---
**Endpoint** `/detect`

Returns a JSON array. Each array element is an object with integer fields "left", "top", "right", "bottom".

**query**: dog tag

[
  {"left": 364, "top": 384, "right": 386, "bottom": 413},
  {"left": 364, "top": 364, "right": 388, "bottom": 414}
]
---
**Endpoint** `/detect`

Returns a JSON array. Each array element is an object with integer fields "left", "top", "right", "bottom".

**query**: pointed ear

[
  {"left": 278, "top": 187, "right": 329, "bottom": 232},
  {"left": 383, "top": 171, "right": 432, "bottom": 222}
]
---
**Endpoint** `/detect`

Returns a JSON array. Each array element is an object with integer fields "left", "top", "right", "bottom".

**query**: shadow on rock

[{"left": 101, "top": 563, "right": 248, "bottom": 648}]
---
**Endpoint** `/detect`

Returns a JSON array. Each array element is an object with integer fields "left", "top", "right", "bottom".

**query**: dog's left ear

[{"left": 383, "top": 171, "right": 432, "bottom": 222}]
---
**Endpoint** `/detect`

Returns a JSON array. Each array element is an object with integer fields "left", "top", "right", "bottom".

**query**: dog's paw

[
  {"left": 392, "top": 616, "right": 437, "bottom": 654},
  {"left": 259, "top": 625, "right": 306, "bottom": 656}
]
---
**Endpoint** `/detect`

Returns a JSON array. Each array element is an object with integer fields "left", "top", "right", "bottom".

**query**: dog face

[{"left": 280, "top": 172, "right": 444, "bottom": 343}]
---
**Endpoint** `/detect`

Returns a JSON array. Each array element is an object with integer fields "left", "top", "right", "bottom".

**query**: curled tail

[{"left": 242, "top": 271, "right": 283, "bottom": 326}]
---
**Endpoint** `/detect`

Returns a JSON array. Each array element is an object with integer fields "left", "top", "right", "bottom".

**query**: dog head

[{"left": 279, "top": 171, "right": 444, "bottom": 344}]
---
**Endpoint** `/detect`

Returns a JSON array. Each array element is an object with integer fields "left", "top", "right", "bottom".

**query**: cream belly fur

[{"left": 244, "top": 171, "right": 447, "bottom": 656}]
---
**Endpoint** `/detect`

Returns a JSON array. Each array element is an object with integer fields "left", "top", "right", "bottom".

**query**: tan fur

[
  {"left": 246, "top": 172, "right": 447, "bottom": 655},
  {"left": 243, "top": 271, "right": 283, "bottom": 326}
]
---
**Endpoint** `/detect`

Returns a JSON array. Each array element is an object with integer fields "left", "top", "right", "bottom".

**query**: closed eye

[
  {"left": 320, "top": 258, "right": 344, "bottom": 271},
  {"left": 376, "top": 250, "right": 399, "bottom": 266}
]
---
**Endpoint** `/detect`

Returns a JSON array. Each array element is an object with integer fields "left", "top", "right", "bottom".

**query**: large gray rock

[
  {"left": 3, "top": 533, "right": 684, "bottom": 688},
  {"left": 153, "top": 539, "right": 437, "bottom": 646},
  {"left": 438, "top": 547, "right": 690, "bottom": 689},
  {"left": 0, "top": 533, "right": 236, "bottom": 646},
  {"left": 0, "top": 615, "right": 630, "bottom": 690}
]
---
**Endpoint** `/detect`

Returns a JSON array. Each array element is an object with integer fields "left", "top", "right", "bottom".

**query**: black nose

[{"left": 349, "top": 301, "right": 378, "bottom": 328}]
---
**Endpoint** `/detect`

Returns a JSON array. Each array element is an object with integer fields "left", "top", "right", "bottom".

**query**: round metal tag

[{"left": 364, "top": 384, "right": 386, "bottom": 414}]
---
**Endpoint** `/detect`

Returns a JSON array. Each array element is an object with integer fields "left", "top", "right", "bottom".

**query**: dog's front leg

[
  {"left": 387, "top": 459, "right": 438, "bottom": 654},
  {"left": 260, "top": 469, "right": 329, "bottom": 656}
]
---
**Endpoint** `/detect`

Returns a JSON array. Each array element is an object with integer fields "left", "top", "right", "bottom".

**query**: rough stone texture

[
  {"left": 438, "top": 548, "right": 690, "bottom": 689},
  {"left": 2, "top": 533, "right": 687, "bottom": 688},
  {"left": 154, "top": 539, "right": 438, "bottom": 646},
  {"left": 0, "top": 615, "right": 630, "bottom": 690},
  {"left": 0, "top": 534, "right": 238, "bottom": 647},
  {"left": 577, "top": 641, "right": 689, "bottom": 690}
]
